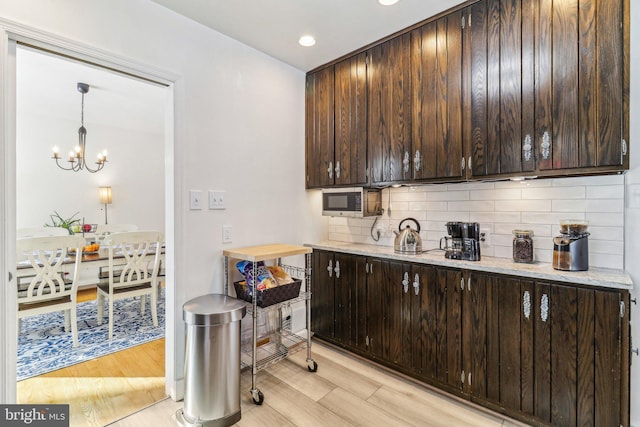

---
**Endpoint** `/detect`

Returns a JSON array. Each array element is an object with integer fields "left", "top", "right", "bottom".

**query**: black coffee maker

[{"left": 440, "top": 222, "right": 481, "bottom": 261}]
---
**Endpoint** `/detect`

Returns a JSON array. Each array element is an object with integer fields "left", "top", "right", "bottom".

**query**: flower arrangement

[{"left": 45, "top": 211, "right": 81, "bottom": 235}]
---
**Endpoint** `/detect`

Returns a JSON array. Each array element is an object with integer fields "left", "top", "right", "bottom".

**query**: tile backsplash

[{"left": 327, "top": 175, "right": 625, "bottom": 269}]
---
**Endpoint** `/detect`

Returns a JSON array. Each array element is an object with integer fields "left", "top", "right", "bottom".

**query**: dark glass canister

[{"left": 512, "top": 230, "right": 534, "bottom": 263}]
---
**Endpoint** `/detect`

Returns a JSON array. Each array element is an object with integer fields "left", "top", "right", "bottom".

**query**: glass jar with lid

[{"left": 512, "top": 229, "right": 534, "bottom": 263}]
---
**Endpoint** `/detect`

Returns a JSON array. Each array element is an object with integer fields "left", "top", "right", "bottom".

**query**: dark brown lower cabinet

[{"left": 311, "top": 251, "right": 630, "bottom": 426}]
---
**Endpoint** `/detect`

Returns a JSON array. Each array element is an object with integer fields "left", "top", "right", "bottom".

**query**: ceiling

[
  {"left": 17, "top": 46, "right": 166, "bottom": 135},
  {"left": 16, "top": 1, "right": 462, "bottom": 130},
  {"left": 150, "top": 0, "right": 462, "bottom": 71}
]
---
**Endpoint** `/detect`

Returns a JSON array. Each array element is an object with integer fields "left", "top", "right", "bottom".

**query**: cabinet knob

[
  {"left": 541, "top": 131, "right": 551, "bottom": 160},
  {"left": 335, "top": 161, "right": 341, "bottom": 179},
  {"left": 523, "top": 134, "right": 532, "bottom": 161},
  {"left": 413, "top": 273, "right": 420, "bottom": 295},
  {"left": 403, "top": 151, "right": 410, "bottom": 173},
  {"left": 327, "top": 259, "right": 333, "bottom": 278},
  {"left": 414, "top": 150, "right": 421, "bottom": 172},
  {"left": 540, "top": 293, "right": 549, "bottom": 322},
  {"left": 334, "top": 260, "right": 340, "bottom": 278},
  {"left": 523, "top": 290, "right": 531, "bottom": 319},
  {"left": 402, "top": 272, "right": 409, "bottom": 293},
  {"left": 328, "top": 161, "right": 333, "bottom": 179}
]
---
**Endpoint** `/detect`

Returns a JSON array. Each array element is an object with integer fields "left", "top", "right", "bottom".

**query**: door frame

[{"left": 0, "top": 18, "right": 181, "bottom": 403}]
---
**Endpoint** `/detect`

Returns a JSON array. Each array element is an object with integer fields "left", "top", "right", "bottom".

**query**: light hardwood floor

[
  {"left": 19, "top": 287, "right": 526, "bottom": 426},
  {"left": 17, "top": 288, "right": 167, "bottom": 427},
  {"left": 111, "top": 342, "right": 527, "bottom": 427}
]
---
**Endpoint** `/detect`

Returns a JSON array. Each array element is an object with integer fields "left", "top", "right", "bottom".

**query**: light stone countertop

[{"left": 305, "top": 241, "right": 633, "bottom": 290}]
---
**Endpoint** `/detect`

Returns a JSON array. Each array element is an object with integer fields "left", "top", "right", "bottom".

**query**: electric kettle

[{"left": 394, "top": 218, "right": 423, "bottom": 254}]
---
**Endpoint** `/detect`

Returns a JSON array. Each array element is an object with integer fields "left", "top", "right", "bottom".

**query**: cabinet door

[
  {"left": 411, "top": 264, "right": 437, "bottom": 378},
  {"left": 334, "top": 53, "right": 368, "bottom": 186},
  {"left": 311, "top": 250, "right": 335, "bottom": 339},
  {"left": 367, "top": 258, "right": 388, "bottom": 359},
  {"left": 305, "top": 67, "right": 334, "bottom": 188},
  {"left": 368, "top": 33, "right": 412, "bottom": 185},
  {"left": 411, "top": 11, "right": 464, "bottom": 181},
  {"left": 434, "top": 267, "right": 463, "bottom": 389},
  {"left": 351, "top": 256, "right": 369, "bottom": 353},
  {"left": 386, "top": 261, "right": 407, "bottom": 366},
  {"left": 462, "top": 272, "right": 489, "bottom": 399},
  {"left": 536, "top": 0, "right": 626, "bottom": 171},
  {"left": 463, "top": 0, "right": 535, "bottom": 177},
  {"left": 333, "top": 253, "right": 355, "bottom": 346},
  {"left": 534, "top": 282, "right": 625, "bottom": 426}
]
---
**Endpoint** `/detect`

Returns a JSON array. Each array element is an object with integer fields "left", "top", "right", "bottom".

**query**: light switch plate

[
  {"left": 209, "top": 190, "right": 226, "bottom": 210},
  {"left": 190, "top": 190, "right": 203, "bottom": 210}
]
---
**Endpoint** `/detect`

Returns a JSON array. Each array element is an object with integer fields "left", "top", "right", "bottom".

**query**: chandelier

[{"left": 52, "top": 82, "right": 107, "bottom": 173}]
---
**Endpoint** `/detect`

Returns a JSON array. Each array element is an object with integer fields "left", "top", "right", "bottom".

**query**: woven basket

[{"left": 234, "top": 279, "right": 302, "bottom": 308}]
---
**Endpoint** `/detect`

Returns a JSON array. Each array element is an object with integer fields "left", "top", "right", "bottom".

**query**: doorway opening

[{"left": 15, "top": 44, "right": 170, "bottom": 425}]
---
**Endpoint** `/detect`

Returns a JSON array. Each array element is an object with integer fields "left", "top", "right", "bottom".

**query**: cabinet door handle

[
  {"left": 467, "top": 278, "right": 471, "bottom": 291},
  {"left": 370, "top": 263, "right": 373, "bottom": 275},
  {"left": 327, "top": 259, "right": 333, "bottom": 278},
  {"left": 541, "top": 131, "right": 551, "bottom": 160},
  {"left": 334, "top": 260, "right": 340, "bottom": 278},
  {"left": 328, "top": 161, "right": 333, "bottom": 179},
  {"left": 414, "top": 150, "right": 421, "bottom": 172},
  {"left": 523, "top": 134, "right": 532, "bottom": 161},
  {"left": 402, "top": 272, "right": 409, "bottom": 293},
  {"left": 523, "top": 290, "right": 531, "bottom": 319},
  {"left": 461, "top": 157, "right": 465, "bottom": 171},
  {"left": 335, "top": 161, "right": 340, "bottom": 179},
  {"left": 460, "top": 277, "right": 464, "bottom": 290},
  {"left": 365, "top": 262, "right": 369, "bottom": 274},
  {"left": 540, "top": 293, "right": 549, "bottom": 322},
  {"left": 413, "top": 273, "right": 420, "bottom": 296},
  {"left": 403, "top": 151, "right": 410, "bottom": 173},
  {"left": 467, "top": 157, "right": 472, "bottom": 172}
]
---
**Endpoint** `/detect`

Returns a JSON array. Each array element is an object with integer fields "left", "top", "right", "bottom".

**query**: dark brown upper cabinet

[
  {"left": 305, "top": 56, "right": 368, "bottom": 189},
  {"left": 535, "top": 0, "right": 628, "bottom": 172},
  {"left": 462, "top": 0, "right": 536, "bottom": 178},
  {"left": 334, "top": 53, "right": 368, "bottom": 187},
  {"left": 305, "top": 0, "right": 628, "bottom": 187},
  {"left": 368, "top": 33, "right": 413, "bottom": 185},
  {"left": 305, "top": 67, "right": 334, "bottom": 188},
  {"left": 411, "top": 11, "right": 465, "bottom": 181}
]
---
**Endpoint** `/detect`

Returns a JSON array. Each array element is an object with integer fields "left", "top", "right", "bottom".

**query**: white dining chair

[
  {"left": 17, "top": 227, "right": 70, "bottom": 238},
  {"left": 96, "top": 230, "right": 163, "bottom": 340},
  {"left": 16, "top": 235, "right": 85, "bottom": 347}
]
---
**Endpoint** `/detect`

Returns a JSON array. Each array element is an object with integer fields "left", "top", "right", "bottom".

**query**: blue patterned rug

[{"left": 17, "top": 289, "right": 165, "bottom": 381}]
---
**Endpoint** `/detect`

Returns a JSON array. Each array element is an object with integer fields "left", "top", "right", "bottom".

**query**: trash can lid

[{"left": 183, "top": 294, "right": 247, "bottom": 326}]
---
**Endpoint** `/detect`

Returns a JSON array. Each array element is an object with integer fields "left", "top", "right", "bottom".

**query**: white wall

[
  {"left": 0, "top": 0, "right": 325, "bottom": 402},
  {"left": 16, "top": 112, "right": 165, "bottom": 232}
]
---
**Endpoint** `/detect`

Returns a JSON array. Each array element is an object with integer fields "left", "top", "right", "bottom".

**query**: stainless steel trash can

[{"left": 176, "top": 294, "right": 246, "bottom": 427}]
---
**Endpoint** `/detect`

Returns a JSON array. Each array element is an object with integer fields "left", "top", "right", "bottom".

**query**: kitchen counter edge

[{"left": 305, "top": 241, "right": 633, "bottom": 290}]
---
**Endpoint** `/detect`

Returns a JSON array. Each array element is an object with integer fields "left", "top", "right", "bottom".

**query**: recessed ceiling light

[
  {"left": 299, "top": 35, "right": 316, "bottom": 47},
  {"left": 379, "top": 0, "right": 400, "bottom": 5}
]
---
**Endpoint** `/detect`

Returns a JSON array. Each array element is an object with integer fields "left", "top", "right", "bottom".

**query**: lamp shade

[{"left": 99, "top": 186, "right": 112, "bottom": 204}]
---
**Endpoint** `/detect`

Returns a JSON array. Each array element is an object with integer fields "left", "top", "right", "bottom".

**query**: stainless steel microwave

[{"left": 322, "top": 187, "right": 382, "bottom": 217}]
